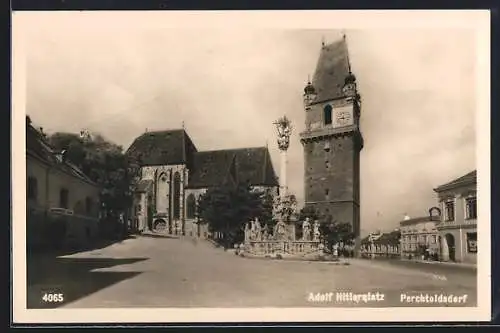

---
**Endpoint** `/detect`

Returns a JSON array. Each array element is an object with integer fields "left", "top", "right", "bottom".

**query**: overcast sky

[{"left": 21, "top": 12, "right": 477, "bottom": 235}]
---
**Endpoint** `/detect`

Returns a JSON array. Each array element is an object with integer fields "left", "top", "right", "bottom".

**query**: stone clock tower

[{"left": 299, "top": 36, "right": 364, "bottom": 254}]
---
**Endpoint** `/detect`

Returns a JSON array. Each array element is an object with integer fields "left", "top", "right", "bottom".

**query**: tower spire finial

[
  {"left": 343, "top": 30, "right": 352, "bottom": 74},
  {"left": 307, "top": 74, "right": 311, "bottom": 84}
]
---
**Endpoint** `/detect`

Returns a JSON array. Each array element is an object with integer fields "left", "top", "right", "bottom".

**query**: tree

[
  {"left": 319, "top": 220, "right": 355, "bottom": 256},
  {"left": 387, "top": 230, "right": 401, "bottom": 247},
  {"left": 255, "top": 187, "right": 276, "bottom": 235},
  {"left": 298, "top": 205, "right": 319, "bottom": 221},
  {"left": 197, "top": 183, "right": 266, "bottom": 248},
  {"left": 273, "top": 194, "right": 298, "bottom": 222},
  {"left": 48, "top": 132, "right": 137, "bottom": 221}
]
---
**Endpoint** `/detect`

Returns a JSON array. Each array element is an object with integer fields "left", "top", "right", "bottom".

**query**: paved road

[{"left": 27, "top": 235, "right": 477, "bottom": 308}]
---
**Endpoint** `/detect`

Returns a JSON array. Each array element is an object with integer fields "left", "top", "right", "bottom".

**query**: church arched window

[
  {"left": 186, "top": 194, "right": 196, "bottom": 219},
  {"left": 324, "top": 105, "right": 333, "bottom": 125},
  {"left": 156, "top": 172, "right": 169, "bottom": 213},
  {"left": 173, "top": 172, "right": 181, "bottom": 219}
]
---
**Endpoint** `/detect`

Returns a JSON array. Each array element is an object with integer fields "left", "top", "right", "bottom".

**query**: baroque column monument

[
  {"left": 274, "top": 115, "right": 292, "bottom": 198},
  {"left": 273, "top": 115, "right": 297, "bottom": 241}
]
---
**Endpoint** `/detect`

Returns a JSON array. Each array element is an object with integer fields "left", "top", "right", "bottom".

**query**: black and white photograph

[{"left": 12, "top": 10, "right": 491, "bottom": 323}]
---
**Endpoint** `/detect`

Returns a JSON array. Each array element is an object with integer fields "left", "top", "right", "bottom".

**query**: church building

[
  {"left": 299, "top": 36, "right": 364, "bottom": 253},
  {"left": 126, "top": 129, "right": 278, "bottom": 238}
]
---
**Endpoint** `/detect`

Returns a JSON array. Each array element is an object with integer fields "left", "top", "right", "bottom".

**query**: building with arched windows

[{"left": 126, "top": 129, "right": 278, "bottom": 238}]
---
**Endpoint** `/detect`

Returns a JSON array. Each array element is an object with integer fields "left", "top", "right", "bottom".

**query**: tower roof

[{"left": 312, "top": 38, "right": 351, "bottom": 103}]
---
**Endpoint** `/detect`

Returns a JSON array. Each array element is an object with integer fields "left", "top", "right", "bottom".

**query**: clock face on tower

[{"left": 336, "top": 109, "right": 352, "bottom": 127}]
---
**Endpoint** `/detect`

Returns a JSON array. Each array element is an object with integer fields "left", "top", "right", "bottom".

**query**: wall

[
  {"left": 303, "top": 134, "right": 360, "bottom": 241},
  {"left": 438, "top": 183, "right": 477, "bottom": 226},
  {"left": 27, "top": 156, "right": 100, "bottom": 214},
  {"left": 437, "top": 182, "right": 477, "bottom": 263},
  {"left": 26, "top": 155, "right": 100, "bottom": 248},
  {"left": 305, "top": 99, "right": 354, "bottom": 130}
]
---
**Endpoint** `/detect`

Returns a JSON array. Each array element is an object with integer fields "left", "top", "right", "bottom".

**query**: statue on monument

[
  {"left": 251, "top": 217, "right": 262, "bottom": 241},
  {"left": 274, "top": 220, "right": 287, "bottom": 240},
  {"left": 262, "top": 224, "right": 269, "bottom": 241},
  {"left": 274, "top": 115, "right": 292, "bottom": 151},
  {"left": 244, "top": 220, "right": 251, "bottom": 241},
  {"left": 302, "top": 217, "right": 312, "bottom": 241},
  {"left": 313, "top": 219, "right": 321, "bottom": 242}
]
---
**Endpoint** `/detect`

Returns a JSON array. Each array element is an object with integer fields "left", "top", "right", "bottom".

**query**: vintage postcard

[{"left": 12, "top": 10, "right": 491, "bottom": 323}]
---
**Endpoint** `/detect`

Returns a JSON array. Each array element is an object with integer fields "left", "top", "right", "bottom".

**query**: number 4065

[{"left": 42, "top": 293, "right": 64, "bottom": 302}]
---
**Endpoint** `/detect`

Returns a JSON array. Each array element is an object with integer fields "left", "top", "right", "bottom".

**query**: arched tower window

[
  {"left": 324, "top": 105, "right": 333, "bottom": 125},
  {"left": 186, "top": 194, "right": 196, "bottom": 219},
  {"left": 173, "top": 172, "right": 181, "bottom": 219}
]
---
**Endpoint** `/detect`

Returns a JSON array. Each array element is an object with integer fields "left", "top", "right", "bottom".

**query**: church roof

[
  {"left": 127, "top": 128, "right": 278, "bottom": 190},
  {"left": 434, "top": 170, "right": 477, "bottom": 192},
  {"left": 187, "top": 147, "right": 278, "bottom": 189},
  {"left": 312, "top": 38, "right": 351, "bottom": 103},
  {"left": 126, "top": 129, "right": 197, "bottom": 167}
]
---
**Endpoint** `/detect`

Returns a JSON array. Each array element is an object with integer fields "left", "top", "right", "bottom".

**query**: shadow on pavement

[
  {"left": 380, "top": 259, "right": 477, "bottom": 276},
  {"left": 27, "top": 234, "right": 140, "bottom": 258},
  {"left": 27, "top": 256, "right": 148, "bottom": 309},
  {"left": 139, "top": 233, "right": 180, "bottom": 239}
]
